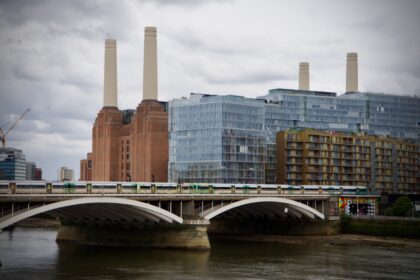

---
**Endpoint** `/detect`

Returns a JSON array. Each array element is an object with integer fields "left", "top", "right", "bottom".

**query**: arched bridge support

[
  {"left": 0, "top": 197, "right": 210, "bottom": 249},
  {"left": 200, "top": 197, "right": 329, "bottom": 237},
  {"left": 202, "top": 197, "right": 325, "bottom": 221},
  {"left": 0, "top": 196, "right": 328, "bottom": 249}
]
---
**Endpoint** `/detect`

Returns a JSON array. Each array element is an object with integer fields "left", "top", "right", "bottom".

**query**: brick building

[
  {"left": 80, "top": 27, "right": 168, "bottom": 182},
  {"left": 79, "top": 152, "right": 92, "bottom": 181}
]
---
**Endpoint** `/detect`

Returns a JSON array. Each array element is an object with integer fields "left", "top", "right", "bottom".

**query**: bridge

[{"left": 0, "top": 181, "right": 378, "bottom": 249}]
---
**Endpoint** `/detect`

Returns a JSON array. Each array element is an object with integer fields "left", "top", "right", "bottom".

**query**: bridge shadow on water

[
  {"left": 2, "top": 228, "right": 420, "bottom": 280},
  {"left": 55, "top": 243, "right": 210, "bottom": 279},
  {"left": 53, "top": 238, "right": 309, "bottom": 280}
]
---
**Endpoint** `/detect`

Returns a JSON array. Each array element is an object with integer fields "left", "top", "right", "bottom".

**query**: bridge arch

[
  {"left": 0, "top": 197, "right": 183, "bottom": 230},
  {"left": 203, "top": 197, "right": 324, "bottom": 221}
]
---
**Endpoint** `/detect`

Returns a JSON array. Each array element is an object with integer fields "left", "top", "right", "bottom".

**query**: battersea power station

[
  {"left": 80, "top": 27, "right": 420, "bottom": 193},
  {"left": 80, "top": 27, "right": 168, "bottom": 182}
]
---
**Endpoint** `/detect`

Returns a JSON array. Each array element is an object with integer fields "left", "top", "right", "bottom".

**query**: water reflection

[
  {"left": 1, "top": 229, "right": 420, "bottom": 280},
  {"left": 56, "top": 244, "right": 210, "bottom": 279}
]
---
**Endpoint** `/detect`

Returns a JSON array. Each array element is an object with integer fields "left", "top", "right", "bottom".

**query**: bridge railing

[{"left": 0, "top": 181, "right": 368, "bottom": 196}]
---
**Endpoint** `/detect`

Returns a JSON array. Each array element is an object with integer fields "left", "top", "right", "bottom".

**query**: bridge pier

[{"left": 56, "top": 220, "right": 211, "bottom": 250}]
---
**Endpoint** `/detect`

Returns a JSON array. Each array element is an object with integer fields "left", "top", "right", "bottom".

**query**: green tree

[{"left": 392, "top": 196, "right": 413, "bottom": 217}]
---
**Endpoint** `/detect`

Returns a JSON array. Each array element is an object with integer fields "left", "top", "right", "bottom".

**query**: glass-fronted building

[
  {"left": 169, "top": 89, "right": 420, "bottom": 184},
  {"left": 260, "top": 89, "right": 369, "bottom": 183},
  {"left": 26, "top": 162, "right": 36, "bottom": 180},
  {"left": 341, "top": 92, "right": 420, "bottom": 139},
  {"left": 0, "top": 147, "right": 27, "bottom": 180},
  {"left": 169, "top": 94, "right": 266, "bottom": 183}
]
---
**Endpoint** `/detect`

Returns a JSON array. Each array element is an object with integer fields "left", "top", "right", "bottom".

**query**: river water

[{"left": 0, "top": 228, "right": 419, "bottom": 280}]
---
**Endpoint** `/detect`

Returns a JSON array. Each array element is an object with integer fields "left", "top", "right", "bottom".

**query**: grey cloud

[
  {"left": 1, "top": 0, "right": 419, "bottom": 179},
  {"left": 170, "top": 29, "right": 269, "bottom": 57},
  {"left": 11, "top": 64, "right": 40, "bottom": 81},
  {"left": 402, "top": 61, "right": 420, "bottom": 80},
  {"left": 0, "top": 0, "right": 135, "bottom": 41},
  {"left": 204, "top": 70, "right": 293, "bottom": 85},
  {"left": 143, "top": 0, "right": 234, "bottom": 8}
]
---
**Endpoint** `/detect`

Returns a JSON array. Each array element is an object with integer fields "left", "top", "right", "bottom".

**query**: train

[{"left": 0, "top": 181, "right": 368, "bottom": 195}]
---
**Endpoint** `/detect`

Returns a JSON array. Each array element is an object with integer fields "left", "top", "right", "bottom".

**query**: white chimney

[
  {"left": 143, "top": 27, "right": 158, "bottom": 100},
  {"left": 103, "top": 39, "right": 118, "bottom": 107},
  {"left": 346, "top": 52, "right": 358, "bottom": 92},
  {"left": 299, "top": 62, "right": 310, "bottom": 90}
]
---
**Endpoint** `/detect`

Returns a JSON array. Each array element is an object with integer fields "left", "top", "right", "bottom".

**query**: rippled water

[{"left": 1, "top": 228, "right": 419, "bottom": 280}]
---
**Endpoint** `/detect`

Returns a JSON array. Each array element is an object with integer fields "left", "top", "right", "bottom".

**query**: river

[{"left": 0, "top": 228, "right": 419, "bottom": 280}]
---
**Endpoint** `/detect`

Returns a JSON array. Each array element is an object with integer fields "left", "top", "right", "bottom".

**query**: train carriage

[
  {"left": 0, "top": 180, "right": 368, "bottom": 195},
  {"left": 0, "top": 181, "right": 10, "bottom": 194}
]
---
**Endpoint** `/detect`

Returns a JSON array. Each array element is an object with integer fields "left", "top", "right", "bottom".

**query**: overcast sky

[{"left": 0, "top": 0, "right": 419, "bottom": 180}]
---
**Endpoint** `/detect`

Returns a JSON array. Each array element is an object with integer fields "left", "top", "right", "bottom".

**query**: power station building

[{"left": 80, "top": 27, "right": 168, "bottom": 182}]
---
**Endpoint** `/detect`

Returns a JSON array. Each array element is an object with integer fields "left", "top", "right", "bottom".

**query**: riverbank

[
  {"left": 340, "top": 216, "right": 420, "bottom": 238},
  {"left": 209, "top": 233, "right": 420, "bottom": 252}
]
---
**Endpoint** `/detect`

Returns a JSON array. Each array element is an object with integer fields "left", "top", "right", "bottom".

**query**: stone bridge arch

[{"left": 0, "top": 197, "right": 183, "bottom": 230}]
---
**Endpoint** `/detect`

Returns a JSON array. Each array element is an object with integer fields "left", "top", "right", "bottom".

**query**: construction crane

[{"left": 0, "top": 109, "right": 31, "bottom": 148}]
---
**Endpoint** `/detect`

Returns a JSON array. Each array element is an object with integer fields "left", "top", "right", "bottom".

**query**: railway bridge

[{"left": 0, "top": 181, "right": 378, "bottom": 249}]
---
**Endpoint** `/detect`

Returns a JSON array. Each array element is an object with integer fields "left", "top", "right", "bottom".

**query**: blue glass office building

[
  {"left": 0, "top": 147, "right": 27, "bottom": 180},
  {"left": 340, "top": 92, "right": 419, "bottom": 139},
  {"left": 169, "top": 89, "right": 420, "bottom": 184},
  {"left": 169, "top": 94, "right": 266, "bottom": 183}
]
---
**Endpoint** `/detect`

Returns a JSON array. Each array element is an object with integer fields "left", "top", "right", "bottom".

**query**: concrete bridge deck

[{"left": 0, "top": 182, "right": 378, "bottom": 249}]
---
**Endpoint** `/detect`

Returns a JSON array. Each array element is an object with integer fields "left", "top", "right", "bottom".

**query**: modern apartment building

[
  {"left": 260, "top": 88, "right": 368, "bottom": 183},
  {"left": 58, "top": 167, "right": 75, "bottom": 182},
  {"left": 169, "top": 89, "right": 420, "bottom": 185},
  {"left": 0, "top": 147, "right": 26, "bottom": 180},
  {"left": 26, "top": 162, "right": 36, "bottom": 180},
  {"left": 169, "top": 94, "right": 266, "bottom": 184},
  {"left": 25, "top": 162, "right": 42, "bottom": 180},
  {"left": 341, "top": 92, "right": 419, "bottom": 139},
  {"left": 260, "top": 88, "right": 420, "bottom": 183},
  {"left": 276, "top": 129, "right": 419, "bottom": 194}
]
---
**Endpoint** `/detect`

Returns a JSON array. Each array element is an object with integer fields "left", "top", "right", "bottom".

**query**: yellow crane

[{"left": 0, "top": 109, "right": 31, "bottom": 148}]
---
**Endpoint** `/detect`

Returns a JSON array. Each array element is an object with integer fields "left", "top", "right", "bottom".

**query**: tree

[{"left": 392, "top": 196, "right": 413, "bottom": 217}]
